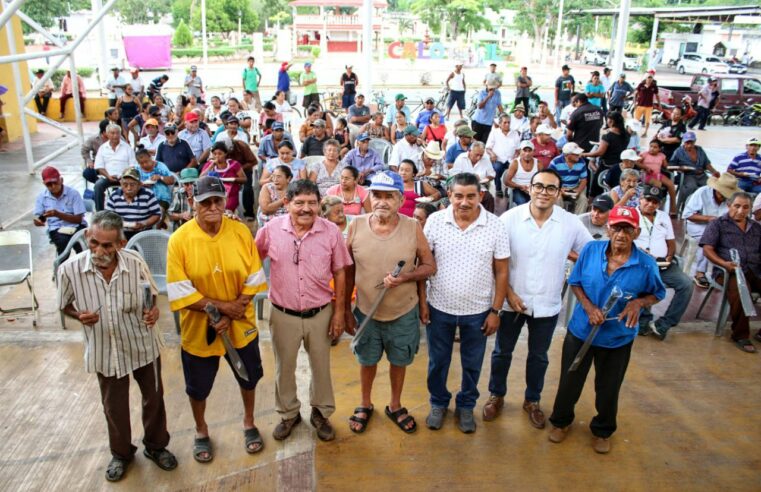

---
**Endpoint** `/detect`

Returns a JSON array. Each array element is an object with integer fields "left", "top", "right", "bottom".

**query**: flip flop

[
  {"left": 735, "top": 339, "right": 757, "bottom": 353},
  {"left": 143, "top": 448, "right": 178, "bottom": 471},
  {"left": 385, "top": 406, "right": 417, "bottom": 434},
  {"left": 244, "top": 427, "right": 264, "bottom": 454},
  {"left": 105, "top": 456, "right": 131, "bottom": 482},
  {"left": 193, "top": 436, "right": 213, "bottom": 463},
  {"left": 349, "top": 406, "right": 374, "bottom": 434}
]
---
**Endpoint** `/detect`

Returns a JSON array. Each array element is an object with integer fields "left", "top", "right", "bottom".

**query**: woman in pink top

[
  {"left": 326, "top": 166, "right": 371, "bottom": 216},
  {"left": 639, "top": 140, "right": 677, "bottom": 215},
  {"left": 59, "top": 70, "right": 86, "bottom": 119},
  {"left": 398, "top": 160, "right": 440, "bottom": 217},
  {"left": 201, "top": 141, "right": 246, "bottom": 211}
]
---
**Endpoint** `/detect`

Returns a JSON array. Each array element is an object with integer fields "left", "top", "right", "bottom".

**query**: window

[
  {"left": 721, "top": 79, "right": 739, "bottom": 94},
  {"left": 744, "top": 79, "right": 761, "bottom": 95},
  {"left": 693, "top": 75, "right": 709, "bottom": 87},
  {"left": 706, "top": 57, "right": 721, "bottom": 63}
]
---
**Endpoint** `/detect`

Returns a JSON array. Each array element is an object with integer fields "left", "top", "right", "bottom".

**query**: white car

[
  {"left": 584, "top": 48, "right": 610, "bottom": 66},
  {"left": 677, "top": 53, "right": 730, "bottom": 74},
  {"left": 623, "top": 53, "right": 640, "bottom": 71}
]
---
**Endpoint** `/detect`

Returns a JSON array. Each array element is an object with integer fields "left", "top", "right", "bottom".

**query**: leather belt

[{"left": 271, "top": 303, "right": 330, "bottom": 319}]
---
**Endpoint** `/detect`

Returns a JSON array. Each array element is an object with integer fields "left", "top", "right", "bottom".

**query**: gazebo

[{"left": 289, "top": 0, "right": 388, "bottom": 53}]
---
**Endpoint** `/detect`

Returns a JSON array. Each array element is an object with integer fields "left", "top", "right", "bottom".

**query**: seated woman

[
  {"left": 610, "top": 168, "right": 643, "bottom": 208},
  {"left": 306, "top": 139, "right": 344, "bottom": 197},
  {"left": 333, "top": 117, "right": 352, "bottom": 158},
  {"left": 320, "top": 195, "right": 350, "bottom": 238},
  {"left": 258, "top": 101, "right": 283, "bottom": 136},
  {"left": 423, "top": 111, "right": 447, "bottom": 149},
  {"left": 259, "top": 140, "right": 307, "bottom": 185},
  {"left": 257, "top": 164, "right": 292, "bottom": 225},
  {"left": 502, "top": 143, "right": 539, "bottom": 206},
  {"left": 273, "top": 90, "right": 293, "bottom": 130},
  {"left": 204, "top": 95, "right": 227, "bottom": 126},
  {"left": 134, "top": 146, "right": 175, "bottom": 211},
  {"left": 201, "top": 141, "right": 246, "bottom": 212},
  {"left": 390, "top": 111, "right": 407, "bottom": 144},
  {"left": 639, "top": 140, "right": 677, "bottom": 216},
  {"left": 360, "top": 112, "right": 390, "bottom": 141},
  {"left": 326, "top": 165, "right": 371, "bottom": 216},
  {"left": 398, "top": 159, "right": 441, "bottom": 217}
]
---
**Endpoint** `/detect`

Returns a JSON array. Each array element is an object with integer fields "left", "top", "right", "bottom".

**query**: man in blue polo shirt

[
  {"left": 105, "top": 168, "right": 162, "bottom": 240},
  {"left": 156, "top": 125, "right": 196, "bottom": 173},
  {"left": 258, "top": 122, "right": 295, "bottom": 161},
  {"left": 549, "top": 142, "right": 588, "bottom": 214},
  {"left": 415, "top": 96, "right": 445, "bottom": 133},
  {"left": 33, "top": 166, "right": 87, "bottom": 254},
  {"left": 445, "top": 126, "right": 475, "bottom": 168},
  {"left": 471, "top": 80, "right": 504, "bottom": 143},
  {"left": 385, "top": 94, "right": 411, "bottom": 126},
  {"left": 548, "top": 205, "right": 665, "bottom": 454},
  {"left": 727, "top": 137, "right": 761, "bottom": 192}
]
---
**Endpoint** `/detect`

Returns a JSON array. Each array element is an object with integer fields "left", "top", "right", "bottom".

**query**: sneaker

[
  {"left": 548, "top": 425, "right": 570, "bottom": 443},
  {"left": 648, "top": 321, "right": 661, "bottom": 337},
  {"left": 426, "top": 407, "right": 447, "bottom": 430},
  {"left": 693, "top": 275, "right": 710, "bottom": 289},
  {"left": 454, "top": 408, "right": 476, "bottom": 434},
  {"left": 592, "top": 436, "right": 611, "bottom": 454}
]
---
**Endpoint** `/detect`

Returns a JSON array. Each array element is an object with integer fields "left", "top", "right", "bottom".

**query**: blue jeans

[
  {"left": 426, "top": 305, "right": 490, "bottom": 410},
  {"left": 639, "top": 262, "right": 694, "bottom": 332},
  {"left": 342, "top": 93, "right": 355, "bottom": 109},
  {"left": 555, "top": 100, "right": 570, "bottom": 122},
  {"left": 493, "top": 161, "right": 508, "bottom": 193},
  {"left": 738, "top": 178, "right": 761, "bottom": 194},
  {"left": 488, "top": 312, "right": 559, "bottom": 402},
  {"left": 512, "top": 189, "right": 530, "bottom": 206}
]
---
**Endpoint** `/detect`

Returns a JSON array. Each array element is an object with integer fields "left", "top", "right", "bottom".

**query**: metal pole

[
  {"left": 201, "top": 0, "right": 208, "bottom": 68},
  {"left": 363, "top": 0, "right": 372, "bottom": 96},
  {"left": 554, "top": 0, "right": 565, "bottom": 67},
  {"left": 649, "top": 16, "right": 660, "bottom": 56},
  {"left": 611, "top": 0, "right": 631, "bottom": 76},
  {"left": 4, "top": 3, "right": 63, "bottom": 47},
  {"left": 69, "top": 54, "right": 84, "bottom": 142},
  {"left": 608, "top": 14, "right": 617, "bottom": 62},
  {"left": 4, "top": 14, "right": 35, "bottom": 174},
  {"left": 0, "top": 0, "right": 26, "bottom": 32}
]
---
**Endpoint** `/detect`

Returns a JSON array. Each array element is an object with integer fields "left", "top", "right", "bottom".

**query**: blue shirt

[
  {"left": 608, "top": 81, "right": 633, "bottom": 107},
  {"left": 473, "top": 89, "right": 502, "bottom": 126},
  {"left": 257, "top": 133, "right": 296, "bottom": 160},
  {"left": 277, "top": 68, "right": 290, "bottom": 92},
  {"left": 384, "top": 105, "right": 411, "bottom": 126},
  {"left": 445, "top": 141, "right": 469, "bottom": 165},
  {"left": 586, "top": 82, "right": 606, "bottom": 107},
  {"left": 549, "top": 155, "right": 588, "bottom": 189},
  {"left": 340, "top": 148, "right": 384, "bottom": 174},
  {"left": 265, "top": 158, "right": 307, "bottom": 175},
  {"left": 134, "top": 162, "right": 174, "bottom": 203},
  {"left": 33, "top": 185, "right": 87, "bottom": 231},
  {"left": 415, "top": 109, "right": 445, "bottom": 132},
  {"left": 728, "top": 151, "right": 761, "bottom": 179},
  {"left": 568, "top": 240, "right": 666, "bottom": 348},
  {"left": 669, "top": 145, "right": 710, "bottom": 173},
  {"left": 178, "top": 129, "right": 211, "bottom": 159}
]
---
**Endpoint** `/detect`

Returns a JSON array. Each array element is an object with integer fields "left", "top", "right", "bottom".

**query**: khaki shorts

[{"left": 633, "top": 106, "right": 653, "bottom": 125}]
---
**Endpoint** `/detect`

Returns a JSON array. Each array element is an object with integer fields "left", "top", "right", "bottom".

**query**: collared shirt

[
  {"left": 129, "top": 76, "right": 144, "bottom": 95},
  {"left": 700, "top": 214, "right": 761, "bottom": 278},
  {"left": 178, "top": 128, "right": 211, "bottom": 159},
  {"left": 384, "top": 104, "right": 411, "bottom": 125},
  {"left": 486, "top": 128, "right": 521, "bottom": 163},
  {"left": 609, "top": 81, "right": 634, "bottom": 107},
  {"left": 36, "top": 77, "right": 54, "bottom": 96},
  {"left": 445, "top": 141, "right": 469, "bottom": 165},
  {"left": 167, "top": 218, "right": 267, "bottom": 357},
  {"left": 473, "top": 89, "right": 502, "bottom": 126},
  {"left": 106, "top": 187, "right": 162, "bottom": 225},
  {"left": 728, "top": 152, "right": 761, "bottom": 179},
  {"left": 57, "top": 249, "right": 162, "bottom": 378},
  {"left": 156, "top": 139, "right": 195, "bottom": 173},
  {"left": 549, "top": 155, "right": 588, "bottom": 189},
  {"left": 669, "top": 145, "right": 711, "bottom": 173},
  {"left": 138, "top": 133, "right": 166, "bottom": 154},
  {"left": 510, "top": 115, "right": 530, "bottom": 136},
  {"left": 501, "top": 204, "right": 592, "bottom": 317},
  {"left": 568, "top": 240, "right": 666, "bottom": 348},
  {"left": 94, "top": 140, "right": 138, "bottom": 177},
  {"left": 105, "top": 75, "right": 127, "bottom": 99},
  {"left": 61, "top": 75, "right": 86, "bottom": 97},
  {"left": 264, "top": 158, "right": 306, "bottom": 175},
  {"left": 415, "top": 109, "right": 445, "bottom": 131},
  {"left": 184, "top": 75, "right": 203, "bottom": 97},
  {"left": 450, "top": 152, "right": 495, "bottom": 180},
  {"left": 33, "top": 185, "right": 87, "bottom": 231},
  {"left": 341, "top": 148, "right": 384, "bottom": 174},
  {"left": 255, "top": 215, "right": 352, "bottom": 311},
  {"left": 424, "top": 205, "right": 510, "bottom": 315},
  {"left": 635, "top": 81, "right": 659, "bottom": 107},
  {"left": 388, "top": 139, "right": 422, "bottom": 169},
  {"left": 682, "top": 185, "right": 728, "bottom": 238},
  {"left": 257, "top": 133, "right": 295, "bottom": 160},
  {"left": 634, "top": 209, "right": 674, "bottom": 259}
]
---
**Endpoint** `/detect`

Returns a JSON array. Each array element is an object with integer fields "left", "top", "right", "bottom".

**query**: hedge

[{"left": 171, "top": 47, "right": 237, "bottom": 58}]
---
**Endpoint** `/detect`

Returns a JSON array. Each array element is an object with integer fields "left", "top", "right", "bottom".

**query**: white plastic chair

[
  {"left": 0, "top": 230, "right": 38, "bottom": 326},
  {"left": 369, "top": 138, "right": 392, "bottom": 165}
]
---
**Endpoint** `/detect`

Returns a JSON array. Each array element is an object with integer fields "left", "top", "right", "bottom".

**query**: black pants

[
  {"left": 515, "top": 96, "right": 529, "bottom": 113},
  {"left": 471, "top": 120, "right": 493, "bottom": 143},
  {"left": 303, "top": 93, "right": 320, "bottom": 109},
  {"left": 49, "top": 224, "right": 86, "bottom": 255},
  {"left": 549, "top": 333, "right": 632, "bottom": 438},
  {"left": 109, "top": 98, "right": 117, "bottom": 108},
  {"left": 689, "top": 106, "right": 710, "bottom": 130},
  {"left": 609, "top": 104, "right": 623, "bottom": 114},
  {"left": 601, "top": 97, "right": 608, "bottom": 114},
  {"left": 35, "top": 94, "right": 51, "bottom": 115},
  {"left": 94, "top": 177, "right": 120, "bottom": 211},
  {"left": 242, "top": 168, "right": 255, "bottom": 217}
]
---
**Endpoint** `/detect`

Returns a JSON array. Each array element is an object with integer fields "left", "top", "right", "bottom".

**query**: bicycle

[
  {"left": 372, "top": 90, "right": 389, "bottom": 115},
  {"left": 318, "top": 91, "right": 344, "bottom": 116},
  {"left": 408, "top": 86, "right": 449, "bottom": 118}
]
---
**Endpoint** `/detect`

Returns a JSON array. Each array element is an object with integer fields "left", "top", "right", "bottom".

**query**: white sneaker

[{"left": 649, "top": 321, "right": 661, "bottom": 336}]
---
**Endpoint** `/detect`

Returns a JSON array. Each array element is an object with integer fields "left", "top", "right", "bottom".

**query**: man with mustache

[{"left": 57, "top": 211, "right": 177, "bottom": 482}]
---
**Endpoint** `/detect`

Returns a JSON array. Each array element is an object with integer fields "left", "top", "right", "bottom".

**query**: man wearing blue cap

[
  {"left": 345, "top": 171, "right": 436, "bottom": 435},
  {"left": 258, "top": 121, "right": 295, "bottom": 161},
  {"left": 341, "top": 133, "right": 384, "bottom": 185}
]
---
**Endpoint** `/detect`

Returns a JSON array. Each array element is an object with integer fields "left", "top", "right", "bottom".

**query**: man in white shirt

[
  {"left": 635, "top": 187, "right": 694, "bottom": 340},
  {"left": 600, "top": 68, "right": 612, "bottom": 113},
  {"left": 423, "top": 172, "right": 509, "bottom": 434},
  {"left": 106, "top": 67, "right": 127, "bottom": 107},
  {"left": 485, "top": 114, "right": 520, "bottom": 198},
  {"left": 94, "top": 123, "right": 138, "bottom": 211},
  {"left": 510, "top": 104, "right": 530, "bottom": 136},
  {"left": 128, "top": 68, "right": 145, "bottom": 100},
  {"left": 388, "top": 125, "right": 422, "bottom": 171},
  {"left": 451, "top": 142, "right": 497, "bottom": 212},
  {"left": 484, "top": 168, "right": 591, "bottom": 428},
  {"left": 138, "top": 119, "right": 166, "bottom": 156}
]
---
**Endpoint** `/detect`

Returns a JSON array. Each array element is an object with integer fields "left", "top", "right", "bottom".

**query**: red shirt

[
  {"left": 635, "top": 81, "right": 659, "bottom": 107},
  {"left": 531, "top": 137, "right": 559, "bottom": 169}
]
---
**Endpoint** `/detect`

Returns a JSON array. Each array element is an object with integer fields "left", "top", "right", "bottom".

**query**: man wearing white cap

[
  {"left": 451, "top": 141, "right": 496, "bottom": 212},
  {"left": 549, "top": 142, "right": 588, "bottom": 214},
  {"left": 606, "top": 148, "right": 641, "bottom": 191},
  {"left": 184, "top": 66, "right": 204, "bottom": 101},
  {"left": 727, "top": 137, "right": 761, "bottom": 193},
  {"left": 503, "top": 141, "right": 539, "bottom": 206},
  {"left": 531, "top": 124, "right": 559, "bottom": 170},
  {"left": 485, "top": 113, "right": 521, "bottom": 197}
]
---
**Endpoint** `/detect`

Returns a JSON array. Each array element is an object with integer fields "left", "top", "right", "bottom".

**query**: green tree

[
  {"left": 171, "top": 0, "right": 193, "bottom": 27},
  {"left": 21, "top": 0, "right": 88, "bottom": 34},
  {"left": 410, "top": 0, "right": 500, "bottom": 40},
  {"left": 173, "top": 19, "right": 193, "bottom": 47},
  {"left": 190, "top": 0, "right": 259, "bottom": 35},
  {"left": 113, "top": 0, "right": 172, "bottom": 24},
  {"left": 253, "top": 0, "right": 292, "bottom": 27}
]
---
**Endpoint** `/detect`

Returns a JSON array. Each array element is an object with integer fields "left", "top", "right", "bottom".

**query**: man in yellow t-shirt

[{"left": 167, "top": 176, "right": 268, "bottom": 462}]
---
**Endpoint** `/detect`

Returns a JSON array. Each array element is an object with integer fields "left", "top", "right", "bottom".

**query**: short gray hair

[
  {"left": 470, "top": 141, "right": 486, "bottom": 152},
  {"left": 620, "top": 168, "right": 640, "bottom": 183},
  {"left": 729, "top": 191, "right": 752, "bottom": 205},
  {"left": 90, "top": 210, "right": 125, "bottom": 240},
  {"left": 106, "top": 123, "right": 121, "bottom": 134}
]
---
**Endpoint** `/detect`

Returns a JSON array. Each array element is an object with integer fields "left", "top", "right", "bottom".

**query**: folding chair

[
  {"left": 695, "top": 261, "right": 730, "bottom": 336},
  {"left": 0, "top": 230, "right": 39, "bottom": 327}
]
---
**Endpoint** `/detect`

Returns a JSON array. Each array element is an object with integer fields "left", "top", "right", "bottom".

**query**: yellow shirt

[{"left": 167, "top": 217, "right": 267, "bottom": 357}]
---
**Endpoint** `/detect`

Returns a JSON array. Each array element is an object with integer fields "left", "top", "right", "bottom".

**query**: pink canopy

[{"left": 123, "top": 34, "right": 172, "bottom": 69}]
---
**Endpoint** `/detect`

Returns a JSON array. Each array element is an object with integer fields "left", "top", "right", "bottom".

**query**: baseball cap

[
  {"left": 562, "top": 142, "right": 584, "bottom": 155},
  {"left": 592, "top": 194, "right": 614, "bottom": 212},
  {"left": 356, "top": 132, "right": 371, "bottom": 142},
  {"left": 647, "top": 69, "right": 656, "bottom": 75},
  {"left": 620, "top": 149, "right": 641, "bottom": 161},
  {"left": 271, "top": 121, "right": 284, "bottom": 131},
  {"left": 681, "top": 131, "right": 697, "bottom": 143},
  {"left": 535, "top": 124, "right": 553, "bottom": 135},
  {"left": 121, "top": 168, "right": 141, "bottom": 181},
  {"left": 280, "top": 62, "right": 289, "bottom": 69},
  {"left": 424, "top": 97, "right": 435, "bottom": 104},
  {"left": 41, "top": 166, "right": 61, "bottom": 183},
  {"left": 513, "top": 103, "right": 526, "bottom": 113},
  {"left": 608, "top": 206, "right": 640, "bottom": 228},
  {"left": 643, "top": 186, "right": 664, "bottom": 202},
  {"left": 619, "top": 73, "right": 626, "bottom": 78},
  {"left": 194, "top": 176, "right": 227, "bottom": 202},
  {"left": 304, "top": 62, "right": 312, "bottom": 68},
  {"left": 312, "top": 119, "right": 326, "bottom": 127},
  {"left": 395, "top": 93, "right": 406, "bottom": 101},
  {"left": 561, "top": 64, "right": 570, "bottom": 71},
  {"left": 225, "top": 116, "right": 239, "bottom": 125},
  {"left": 144, "top": 118, "right": 159, "bottom": 127},
  {"left": 403, "top": 125, "right": 419, "bottom": 136},
  {"left": 179, "top": 167, "right": 199, "bottom": 184},
  {"left": 190, "top": 65, "right": 198, "bottom": 71},
  {"left": 456, "top": 126, "right": 476, "bottom": 137},
  {"left": 184, "top": 112, "right": 199, "bottom": 122},
  {"left": 747, "top": 137, "right": 760, "bottom": 145},
  {"left": 367, "top": 171, "right": 404, "bottom": 194},
  {"left": 164, "top": 124, "right": 177, "bottom": 133},
  {"left": 520, "top": 140, "right": 534, "bottom": 150}
]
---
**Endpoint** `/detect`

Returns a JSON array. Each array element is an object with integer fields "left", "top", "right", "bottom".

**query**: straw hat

[
  {"left": 423, "top": 141, "right": 443, "bottom": 160},
  {"left": 707, "top": 173, "right": 741, "bottom": 199}
]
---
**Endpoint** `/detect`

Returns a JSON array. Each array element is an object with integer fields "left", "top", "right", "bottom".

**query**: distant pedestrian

[
  {"left": 184, "top": 65, "right": 204, "bottom": 102},
  {"left": 300, "top": 62, "right": 319, "bottom": 108},
  {"left": 340, "top": 65, "right": 358, "bottom": 109},
  {"left": 242, "top": 56, "right": 263, "bottom": 112},
  {"left": 514, "top": 66, "right": 532, "bottom": 114},
  {"left": 445, "top": 62, "right": 466, "bottom": 119},
  {"left": 277, "top": 62, "right": 293, "bottom": 101}
]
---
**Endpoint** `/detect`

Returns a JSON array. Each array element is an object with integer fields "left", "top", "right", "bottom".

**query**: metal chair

[
  {"left": 695, "top": 261, "right": 730, "bottom": 336},
  {"left": 598, "top": 168, "right": 611, "bottom": 194},
  {"left": 0, "top": 230, "right": 39, "bottom": 327},
  {"left": 53, "top": 228, "right": 90, "bottom": 329},
  {"left": 369, "top": 138, "right": 392, "bottom": 166},
  {"left": 679, "top": 235, "right": 699, "bottom": 276}
]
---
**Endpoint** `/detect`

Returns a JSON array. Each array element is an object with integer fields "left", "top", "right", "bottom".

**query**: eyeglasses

[
  {"left": 610, "top": 224, "right": 636, "bottom": 235},
  {"left": 530, "top": 183, "right": 560, "bottom": 195},
  {"left": 292, "top": 240, "right": 302, "bottom": 265}
]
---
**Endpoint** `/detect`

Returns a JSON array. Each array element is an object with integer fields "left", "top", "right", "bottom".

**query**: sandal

[
  {"left": 349, "top": 406, "right": 374, "bottom": 434},
  {"left": 735, "top": 339, "right": 757, "bottom": 353},
  {"left": 193, "top": 436, "right": 214, "bottom": 463},
  {"left": 105, "top": 456, "right": 131, "bottom": 482},
  {"left": 244, "top": 427, "right": 264, "bottom": 454},
  {"left": 143, "top": 448, "right": 177, "bottom": 471},
  {"left": 385, "top": 406, "right": 417, "bottom": 434}
]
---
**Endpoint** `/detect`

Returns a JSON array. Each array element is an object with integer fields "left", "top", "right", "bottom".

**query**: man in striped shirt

[
  {"left": 105, "top": 167, "right": 161, "bottom": 239},
  {"left": 549, "top": 142, "right": 589, "bottom": 214},
  {"left": 727, "top": 137, "right": 761, "bottom": 193},
  {"left": 57, "top": 211, "right": 177, "bottom": 482}
]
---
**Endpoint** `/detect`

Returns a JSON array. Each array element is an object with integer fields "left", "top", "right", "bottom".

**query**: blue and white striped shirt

[
  {"left": 549, "top": 155, "right": 588, "bottom": 189},
  {"left": 728, "top": 152, "right": 761, "bottom": 179},
  {"left": 105, "top": 187, "right": 162, "bottom": 224}
]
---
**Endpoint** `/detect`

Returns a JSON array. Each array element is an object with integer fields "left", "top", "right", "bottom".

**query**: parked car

[
  {"left": 623, "top": 53, "right": 640, "bottom": 71},
  {"left": 658, "top": 74, "right": 761, "bottom": 113},
  {"left": 727, "top": 61, "right": 748, "bottom": 74},
  {"left": 583, "top": 48, "right": 610, "bottom": 66},
  {"left": 676, "top": 53, "right": 730, "bottom": 74}
]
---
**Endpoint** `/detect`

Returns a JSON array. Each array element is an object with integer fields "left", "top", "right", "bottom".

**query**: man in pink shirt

[
  {"left": 59, "top": 70, "right": 86, "bottom": 119},
  {"left": 255, "top": 180, "right": 352, "bottom": 442},
  {"left": 531, "top": 125, "right": 560, "bottom": 170}
]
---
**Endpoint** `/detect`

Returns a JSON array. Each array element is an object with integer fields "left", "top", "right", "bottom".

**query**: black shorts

[
  {"left": 181, "top": 338, "right": 264, "bottom": 401},
  {"left": 447, "top": 90, "right": 466, "bottom": 110}
]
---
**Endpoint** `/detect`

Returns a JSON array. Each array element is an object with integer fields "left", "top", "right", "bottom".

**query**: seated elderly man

[
  {"left": 105, "top": 168, "right": 162, "bottom": 240},
  {"left": 727, "top": 137, "right": 761, "bottom": 193},
  {"left": 156, "top": 124, "right": 197, "bottom": 173},
  {"left": 179, "top": 112, "right": 212, "bottom": 163},
  {"left": 258, "top": 122, "right": 295, "bottom": 161},
  {"left": 634, "top": 186, "right": 694, "bottom": 341},
  {"left": 445, "top": 126, "right": 475, "bottom": 168},
  {"left": 701, "top": 192, "right": 761, "bottom": 353},
  {"left": 578, "top": 195, "right": 614, "bottom": 239},
  {"left": 300, "top": 119, "right": 330, "bottom": 158},
  {"left": 485, "top": 113, "right": 520, "bottom": 198},
  {"left": 33, "top": 166, "right": 87, "bottom": 254},
  {"left": 388, "top": 125, "right": 423, "bottom": 172},
  {"left": 548, "top": 142, "right": 588, "bottom": 215},
  {"left": 82, "top": 119, "right": 113, "bottom": 184},
  {"left": 93, "top": 123, "right": 138, "bottom": 211},
  {"left": 342, "top": 133, "right": 385, "bottom": 185},
  {"left": 450, "top": 141, "right": 496, "bottom": 212},
  {"left": 682, "top": 173, "right": 736, "bottom": 288}
]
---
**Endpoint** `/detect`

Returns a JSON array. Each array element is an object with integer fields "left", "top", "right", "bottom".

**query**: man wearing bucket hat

[
  {"left": 168, "top": 168, "right": 200, "bottom": 230},
  {"left": 683, "top": 173, "right": 737, "bottom": 288},
  {"left": 727, "top": 137, "right": 761, "bottom": 193}
]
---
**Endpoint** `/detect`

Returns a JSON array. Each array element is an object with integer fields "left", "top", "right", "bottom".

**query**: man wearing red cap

[
  {"left": 179, "top": 112, "right": 212, "bottom": 163},
  {"left": 33, "top": 166, "right": 88, "bottom": 254},
  {"left": 547, "top": 206, "right": 665, "bottom": 454},
  {"left": 277, "top": 61, "right": 293, "bottom": 102}
]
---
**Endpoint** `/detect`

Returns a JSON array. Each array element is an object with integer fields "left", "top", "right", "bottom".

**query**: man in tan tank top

[{"left": 344, "top": 171, "right": 437, "bottom": 434}]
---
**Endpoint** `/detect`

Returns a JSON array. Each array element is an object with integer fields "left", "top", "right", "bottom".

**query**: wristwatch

[{"left": 489, "top": 307, "right": 500, "bottom": 316}]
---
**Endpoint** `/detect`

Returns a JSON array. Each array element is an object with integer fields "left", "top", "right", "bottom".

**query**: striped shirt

[
  {"left": 728, "top": 152, "right": 761, "bottom": 179},
  {"left": 56, "top": 249, "right": 162, "bottom": 378},
  {"left": 105, "top": 187, "right": 162, "bottom": 225},
  {"left": 549, "top": 155, "right": 588, "bottom": 189}
]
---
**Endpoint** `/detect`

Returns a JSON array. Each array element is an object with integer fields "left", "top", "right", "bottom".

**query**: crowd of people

[{"left": 34, "top": 58, "right": 761, "bottom": 482}]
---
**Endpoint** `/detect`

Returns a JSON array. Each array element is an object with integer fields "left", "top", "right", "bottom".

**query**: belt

[{"left": 271, "top": 303, "right": 330, "bottom": 319}]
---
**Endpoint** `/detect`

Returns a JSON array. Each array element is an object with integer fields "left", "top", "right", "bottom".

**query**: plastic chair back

[{"left": 126, "top": 230, "right": 171, "bottom": 294}]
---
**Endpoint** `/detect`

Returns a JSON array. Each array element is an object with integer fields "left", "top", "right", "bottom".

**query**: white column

[
  {"left": 554, "top": 0, "right": 565, "bottom": 67},
  {"left": 320, "top": 6, "right": 327, "bottom": 55},
  {"left": 649, "top": 16, "right": 659, "bottom": 56},
  {"left": 362, "top": 0, "right": 373, "bottom": 96},
  {"left": 611, "top": 0, "right": 631, "bottom": 76},
  {"left": 201, "top": 0, "right": 208, "bottom": 68},
  {"left": 291, "top": 7, "right": 297, "bottom": 57},
  {"left": 91, "top": 0, "right": 108, "bottom": 86},
  {"left": 4, "top": 18, "right": 35, "bottom": 173}
]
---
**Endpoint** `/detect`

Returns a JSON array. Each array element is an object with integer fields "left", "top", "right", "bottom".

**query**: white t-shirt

[
  {"left": 635, "top": 209, "right": 674, "bottom": 259},
  {"left": 485, "top": 128, "right": 521, "bottom": 163},
  {"left": 138, "top": 133, "right": 166, "bottom": 153},
  {"left": 450, "top": 152, "right": 496, "bottom": 180}
]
